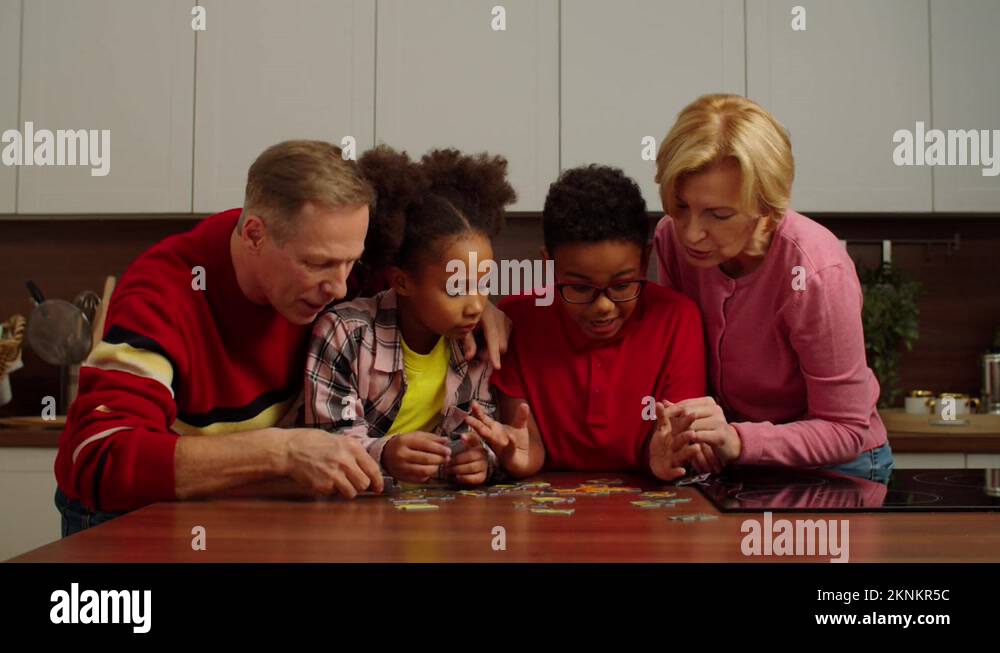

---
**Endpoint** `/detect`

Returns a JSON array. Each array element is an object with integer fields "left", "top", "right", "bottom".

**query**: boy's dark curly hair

[
  {"left": 357, "top": 145, "right": 517, "bottom": 276},
  {"left": 542, "top": 164, "right": 649, "bottom": 254}
]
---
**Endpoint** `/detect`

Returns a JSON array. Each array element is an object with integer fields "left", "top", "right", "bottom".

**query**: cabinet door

[
  {"left": 376, "top": 0, "right": 558, "bottom": 211},
  {"left": 0, "top": 0, "right": 19, "bottom": 214},
  {"left": 0, "top": 449, "right": 59, "bottom": 562},
  {"left": 562, "top": 0, "right": 745, "bottom": 207},
  {"left": 747, "top": 0, "right": 932, "bottom": 212},
  {"left": 194, "top": 0, "right": 375, "bottom": 213},
  {"left": 18, "top": 0, "right": 194, "bottom": 213},
  {"left": 930, "top": 0, "right": 1000, "bottom": 212}
]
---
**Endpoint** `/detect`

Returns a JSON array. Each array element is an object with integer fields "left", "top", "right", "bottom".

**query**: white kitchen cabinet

[
  {"left": 561, "top": 0, "right": 745, "bottom": 207},
  {"left": 193, "top": 0, "right": 376, "bottom": 213},
  {"left": 0, "top": 0, "right": 19, "bottom": 214},
  {"left": 17, "top": 0, "right": 194, "bottom": 213},
  {"left": 375, "top": 0, "right": 558, "bottom": 211},
  {"left": 0, "top": 448, "right": 59, "bottom": 561},
  {"left": 746, "top": 0, "right": 932, "bottom": 212},
  {"left": 929, "top": 0, "right": 1000, "bottom": 212}
]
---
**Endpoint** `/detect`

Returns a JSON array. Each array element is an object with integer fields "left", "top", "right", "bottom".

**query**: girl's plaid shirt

[{"left": 300, "top": 289, "right": 499, "bottom": 479}]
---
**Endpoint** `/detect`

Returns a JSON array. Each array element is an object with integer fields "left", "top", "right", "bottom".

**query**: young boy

[{"left": 465, "top": 164, "right": 709, "bottom": 480}]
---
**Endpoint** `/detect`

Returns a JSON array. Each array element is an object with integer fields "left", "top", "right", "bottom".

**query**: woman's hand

[{"left": 666, "top": 397, "right": 741, "bottom": 466}]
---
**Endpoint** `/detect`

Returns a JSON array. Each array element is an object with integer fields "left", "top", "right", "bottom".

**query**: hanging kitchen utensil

[
  {"left": 73, "top": 290, "right": 101, "bottom": 324},
  {"left": 25, "top": 282, "right": 92, "bottom": 366},
  {"left": 24, "top": 281, "right": 94, "bottom": 414}
]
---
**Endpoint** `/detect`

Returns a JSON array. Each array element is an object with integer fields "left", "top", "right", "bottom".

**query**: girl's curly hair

[{"left": 357, "top": 145, "right": 517, "bottom": 276}]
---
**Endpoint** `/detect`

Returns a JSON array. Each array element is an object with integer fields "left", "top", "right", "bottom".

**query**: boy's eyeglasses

[{"left": 556, "top": 279, "right": 647, "bottom": 304}]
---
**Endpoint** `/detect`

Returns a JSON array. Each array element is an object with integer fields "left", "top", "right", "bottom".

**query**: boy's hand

[
  {"left": 464, "top": 402, "right": 532, "bottom": 476},
  {"left": 461, "top": 302, "right": 512, "bottom": 369},
  {"left": 648, "top": 401, "right": 701, "bottom": 481},
  {"left": 447, "top": 432, "right": 490, "bottom": 486},
  {"left": 382, "top": 432, "right": 452, "bottom": 483}
]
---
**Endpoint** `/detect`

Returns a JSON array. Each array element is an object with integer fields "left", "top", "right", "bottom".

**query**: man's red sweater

[{"left": 54, "top": 209, "right": 310, "bottom": 512}]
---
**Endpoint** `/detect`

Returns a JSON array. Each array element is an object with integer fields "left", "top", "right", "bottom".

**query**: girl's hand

[
  {"left": 447, "top": 432, "right": 490, "bottom": 486},
  {"left": 464, "top": 402, "right": 532, "bottom": 476},
  {"left": 382, "top": 432, "right": 452, "bottom": 483},
  {"left": 461, "top": 302, "right": 511, "bottom": 369},
  {"left": 667, "top": 397, "right": 742, "bottom": 466}
]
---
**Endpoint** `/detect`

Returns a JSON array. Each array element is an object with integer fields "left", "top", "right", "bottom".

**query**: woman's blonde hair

[
  {"left": 242, "top": 139, "right": 375, "bottom": 243},
  {"left": 654, "top": 94, "right": 794, "bottom": 222}
]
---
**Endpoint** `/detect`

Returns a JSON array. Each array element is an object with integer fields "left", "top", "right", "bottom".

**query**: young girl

[{"left": 301, "top": 146, "right": 517, "bottom": 486}]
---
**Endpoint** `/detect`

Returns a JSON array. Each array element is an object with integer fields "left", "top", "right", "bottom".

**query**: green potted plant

[{"left": 858, "top": 262, "right": 922, "bottom": 408}]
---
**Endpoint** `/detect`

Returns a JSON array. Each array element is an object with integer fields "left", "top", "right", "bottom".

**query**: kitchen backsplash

[{"left": 1, "top": 214, "right": 998, "bottom": 417}]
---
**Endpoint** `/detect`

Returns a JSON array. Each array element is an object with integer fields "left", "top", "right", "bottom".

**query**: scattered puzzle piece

[
  {"left": 447, "top": 438, "right": 466, "bottom": 456},
  {"left": 516, "top": 481, "right": 551, "bottom": 489},
  {"left": 640, "top": 491, "right": 677, "bottom": 499},
  {"left": 531, "top": 496, "right": 575, "bottom": 504},
  {"left": 631, "top": 500, "right": 672, "bottom": 509},
  {"left": 530, "top": 507, "right": 575, "bottom": 516},
  {"left": 669, "top": 513, "right": 718, "bottom": 522},
  {"left": 394, "top": 503, "right": 439, "bottom": 512},
  {"left": 576, "top": 485, "right": 615, "bottom": 494}
]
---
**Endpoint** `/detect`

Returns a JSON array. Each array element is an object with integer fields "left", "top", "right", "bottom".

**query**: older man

[{"left": 54, "top": 140, "right": 509, "bottom": 535}]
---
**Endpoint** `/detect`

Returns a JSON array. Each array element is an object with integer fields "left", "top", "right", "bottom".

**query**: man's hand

[
  {"left": 461, "top": 301, "right": 512, "bottom": 369},
  {"left": 381, "top": 432, "right": 452, "bottom": 483},
  {"left": 464, "top": 402, "right": 532, "bottom": 476},
  {"left": 447, "top": 432, "right": 490, "bottom": 486},
  {"left": 282, "top": 429, "right": 385, "bottom": 498}
]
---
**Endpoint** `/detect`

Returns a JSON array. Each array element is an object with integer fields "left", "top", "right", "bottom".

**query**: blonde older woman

[{"left": 648, "top": 94, "right": 893, "bottom": 483}]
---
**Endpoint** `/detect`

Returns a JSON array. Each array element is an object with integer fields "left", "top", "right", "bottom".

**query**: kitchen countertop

[
  {"left": 3, "top": 410, "right": 1000, "bottom": 453},
  {"left": 0, "top": 417, "right": 63, "bottom": 447},
  {"left": 880, "top": 409, "right": 1000, "bottom": 453}
]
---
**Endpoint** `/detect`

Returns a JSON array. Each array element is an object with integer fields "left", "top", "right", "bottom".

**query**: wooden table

[{"left": 8, "top": 473, "right": 1000, "bottom": 563}]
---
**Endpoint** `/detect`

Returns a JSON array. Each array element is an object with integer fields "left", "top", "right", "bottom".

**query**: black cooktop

[{"left": 693, "top": 467, "right": 1000, "bottom": 513}]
